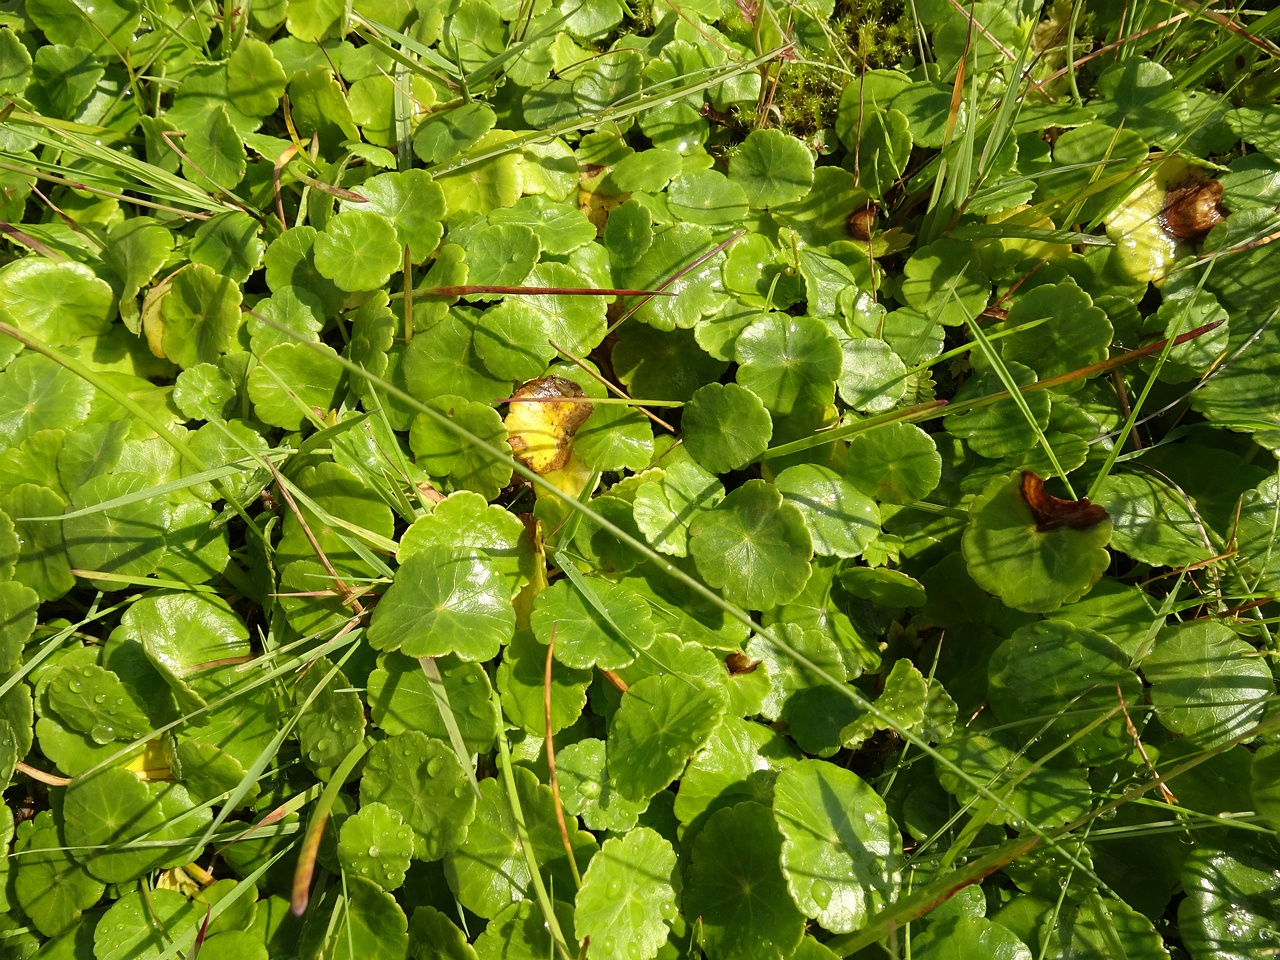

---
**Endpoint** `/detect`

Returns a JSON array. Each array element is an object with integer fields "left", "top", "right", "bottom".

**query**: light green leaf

[
  {"left": 774, "top": 759, "right": 901, "bottom": 934},
  {"left": 360, "top": 732, "right": 476, "bottom": 860},
  {"left": 688, "top": 479, "right": 812, "bottom": 610},
  {"left": 684, "top": 801, "right": 806, "bottom": 960},
  {"left": 607, "top": 673, "right": 728, "bottom": 803},
  {"left": 575, "top": 828, "right": 678, "bottom": 960}
]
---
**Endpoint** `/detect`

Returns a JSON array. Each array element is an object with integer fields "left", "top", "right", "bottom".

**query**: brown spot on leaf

[
  {"left": 1020, "top": 470, "right": 1109, "bottom": 532},
  {"left": 1160, "top": 176, "right": 1226, "bottom": 243},
  {"left": 847, "top": 200, "right": 877, "bottom": 242}
]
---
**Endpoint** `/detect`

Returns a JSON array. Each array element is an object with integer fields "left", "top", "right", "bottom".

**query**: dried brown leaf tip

[
  {"left": 1160, "top": 175, "right": 1226, "bottom": 243},
  {"left": 504, "top": 376, "right": 593, "bottom": 474},
  {"left": 725, "top": 652, "right": 761, "bottom": 675},
  {"left": 1020, "top": 470, "right": 1109, "bottom": 533}
]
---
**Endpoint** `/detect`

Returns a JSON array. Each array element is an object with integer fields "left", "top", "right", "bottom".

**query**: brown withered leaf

[
  {"left": 1020, "top": 470, "right": 1109, "bottom": 532},
  {"left": 504, "top": 376, "right": 593, "bottom": 474},
  {"left": 724, "top": 652, "right": 761, "bottom": 675},
  {"left": 1160, "top": 176, "right": 1226, "bottom": 243}
]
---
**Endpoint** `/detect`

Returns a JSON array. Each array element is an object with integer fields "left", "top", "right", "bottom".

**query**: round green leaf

[
  {"left": 1097, "top": 471, "right": 1216, "bottom": 569},
  {"left": 497, "top": 628, "right": 590, "bottom": 736},
  {"left": 299, "top": 876, "right": 408, "bottom": 960},
  {"left": 4, "top": 488, "right": 73, "bottom": 601},
  {"left": 93, "top": 888, "right": 201, "bottom": 960},
  {"left": 845, "top": 423, "right": 941, "bottom": 504},
  {"left": 0, "top": 354, "right": 93, "bottom": 453},
  {"left": 120, "top": 592, "right": 250, "bottom": 684},
  {"left": 774, "top": 759, "right": 901, "bottom": 934},
  {"left": 774, "top": 464, "right": 879, "bottom": 559},
  {"left": 445, "top": 764, "right": 597, "bottom": 919},
  {"left": 44, "top": 663, "right": 150, "bottom": 745},
  {"left": 912, "top": 916, "right": 1032, "bottom": 960},
  {"left": 13, "top": 812, "right": 104, "bottom": 937},
  {"left": 735, "top": 314, "right": 841, "bottom": 416},
  {"left": 360, "top": 733, "right": 475, "bottom": 861},
  {"left": 1042, "top": 894, "right": 1169, "bottom": 960},
  {"left": 681, "top": 382, "right": 772, "bottom": 474},
  {"left": 435, "top": 131, "right": 522, "bottom": 215},
  {"left": 461, "top": 223, "right": 539, "bottom": 290},
  {"left": 837, "top": 338, "right": 908, "bottom": 413},
  {"left": 367, "top": 652, "right": 499, "bottom": 755},
  {"left": 27, "top": 0, "right": 140, "bottom": 57},
  {"left": 555, "top": 738, "right": 647, "bottom": 833},
  {"left": 998, "top": 283, "right": 1112, "bottom": 387},
  {"left": 854, "top": 108, "right": 912, "bottom": 198},
  {"left": 474, "top": 900, "right": 576, "bottom": 960},
  {"left": 296, "top": 656, "right": 365, "bottom": 768},
  {"left": 264, "top": 225, "right": 345, "bottom": 315},
  {"left": 532, "top": 576, "right": 655, "bottom": 671},
  {"left": 962, "top": 471, "right": 1112, "bottom": 614},
  {"left": 1143, "top": 621, "right": 1271, "bottom": 748},
  {"left": 0, "top": 28, "right": 31, "bottom": 97},
  {"left": 901, "top": 239, "right": 990, "bottom": 326},
  {"left": 63, "top": 472, "right": 171, "bottom": 584},
  {"left": 399, "top": 490, "right": 529, "bottom": 595},
  {"left": 1180, "top": 835, "right": 1280, "bottom": 960},
  {"left": 745, "top": 623, "right": 848, "bottom": 723},
  {"left": 688, "top": 479, "right": 812, "bottom": 610},
  {"left": 672, "top": 715, "right": 801, "bottom": 829},
  {"left": 227, "top": 36, "right": 286, "bottom": 116},
  {"left": 730, "top": 129, "right": 815, "bottom": 208},
  {"left": 490, "top": 196, "right": 595, "bottom": 255},
  {"left": 314, "top": 210, "right": 401, "bottom": 292},
  {"left": 611, "top": 148, "right": 681, "bottom": 193},
  {"left": 575, "top": 827, "right": 678, "bottom": 960},
  {"left": 0, "top": 259, "right": 113, "bottom": 347},
  {"left": 189, "top": 212, "right": 265, "bottom": 284},
  {"left": 156, "top": 264, "right": 243, "bottom": 369},
  {"left": 632, "top": 449, "right": 724, "bottom": 558},
  {"left": 473, "top": 262, "right": 607, "bottom": 380},
  {"left": 367, "top": 546, "right": 515, "bottom": 661},
  {"left": 408, "top": 396, "right": 513, "bottom": 501},
  {"left": 413, "top": 102, "right": 496, "bottom": 165},
  {"left": 684, "top": 801, "right": 806, "bottom": 960},
  {"left": 622, "top": 224, "right": 728, "bottom": 331},
  {"left": 351, "top": 169, "right": 446, "bottom": 264},
  {"left": 989, "top": 621, "right": 1141, "bottom": 765},
  {"left": 408, "top": 905, "right": 478, "bottom": 960},
  {"left": 63, "top": 767, "right": 168, "bottom": 882},
  {"left": 607, "top": 673, "right": 728, "bottom": 803},
  {"left": 247, "top": 341, "right": 344, "bottom": 430},
  {"left": 667, "top": 170, "right": 750, "bottom": 226},
  {"left": 337, "top": 798, "right": 412, "bottom": 890}
]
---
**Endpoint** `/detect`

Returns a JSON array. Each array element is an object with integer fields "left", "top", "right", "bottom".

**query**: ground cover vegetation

[{"left": 0, "top": 0, "right": 1277, "bottom": 957}]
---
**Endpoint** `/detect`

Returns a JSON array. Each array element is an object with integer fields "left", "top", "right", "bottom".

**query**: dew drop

[
  {"left": 68, "top": 680, "right": 82, "bottom": 693},
  {"left": 811, "top": 880, "right": 832, "bottom": 909},
  {"left": 368, "top": 845, "right": 380, "bottom": 858},
  {"left": 607, "top": 880, "right": 621, "bottom": 897},
  {"left": 454, "top": 783, "right": 468, "bottom": 798},
  {"left": 426, "top": 757, "right": 444, "bottom": 777},
  {"left": 94, "top": 693, "right": 107, "bottom": 704},
  {"left": 579, "top": 780, "right": 601, "bottom": 800},
  {"left": 659, "top": 901, "right": 677, "bottom": 921},
  {"left": 627, "top": 943, "right": 640, "bottom": 960},
  {"left": 601, "top": 937, "right": 615, "bottom": 953}
]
